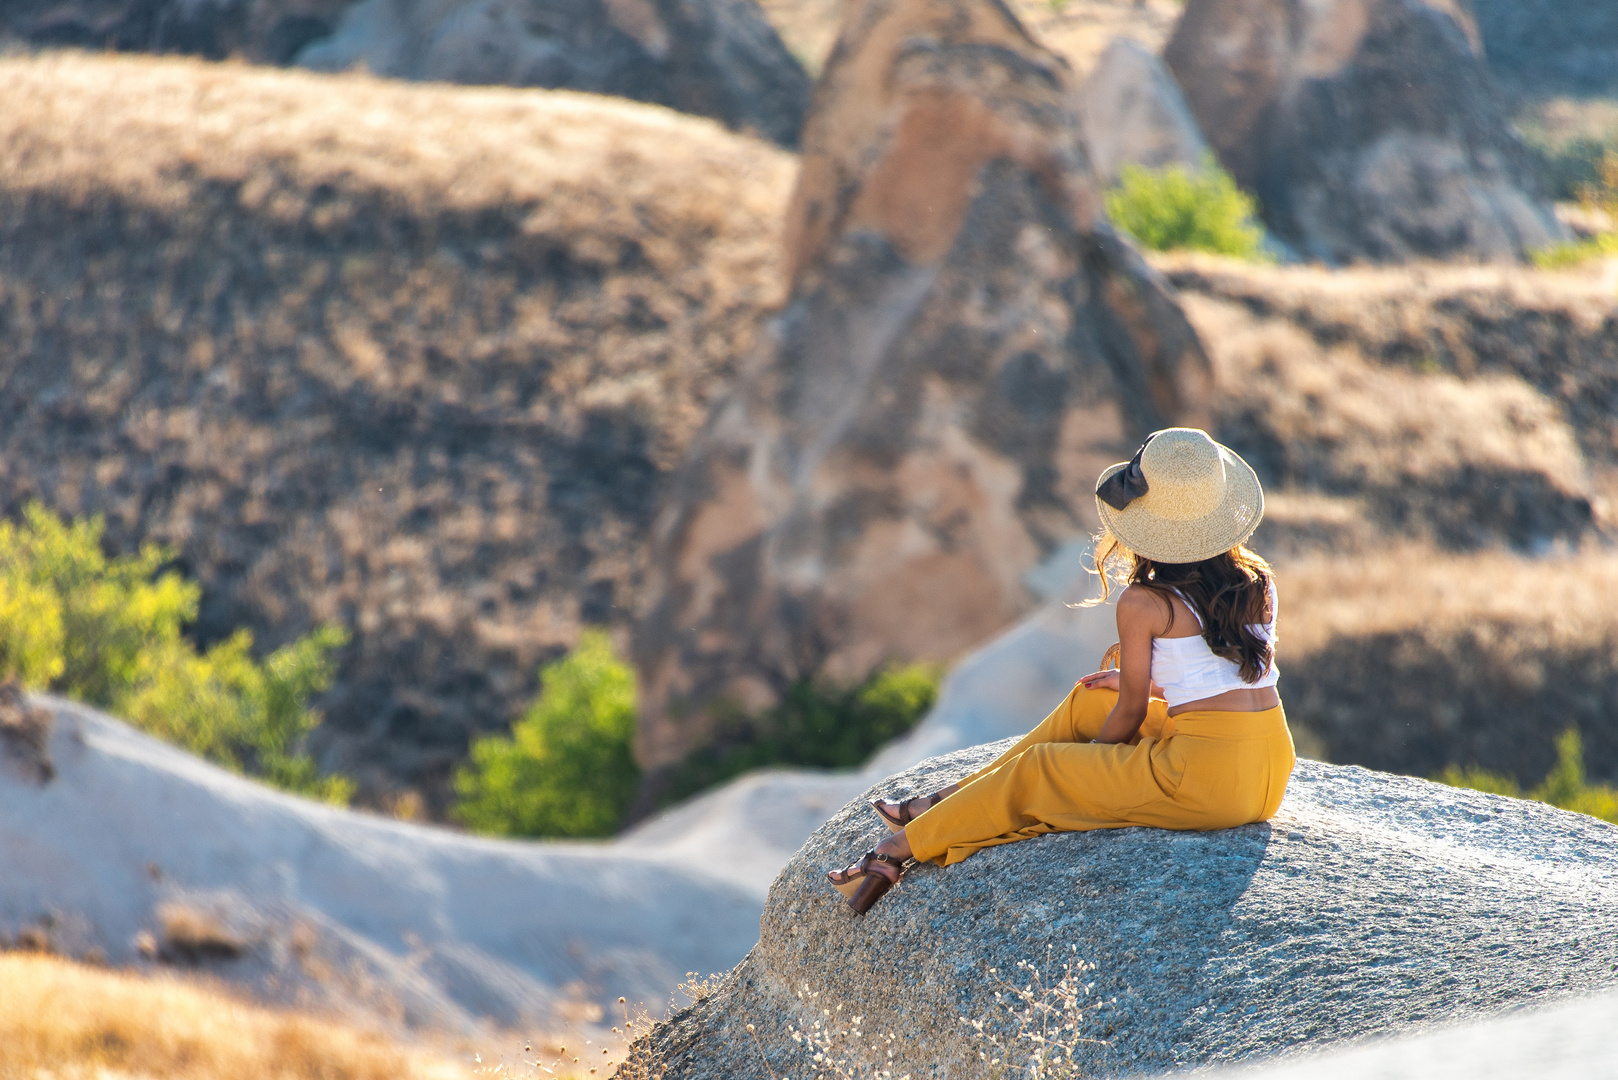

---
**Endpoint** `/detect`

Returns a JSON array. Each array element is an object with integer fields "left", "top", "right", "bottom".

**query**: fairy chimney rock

[
  {"left": 632, "top": 0, "right": 1213, "bottom": 781},
  {"left": 1164, "top": 0, "right": 1564, "bottom": 263}
]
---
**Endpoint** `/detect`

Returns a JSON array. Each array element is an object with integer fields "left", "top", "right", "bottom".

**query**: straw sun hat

[{"left": 1093, "top": 428, "right": 1264, "bottom": 564}]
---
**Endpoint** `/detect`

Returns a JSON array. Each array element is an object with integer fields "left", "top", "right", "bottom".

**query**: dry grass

[
  {"left": 1157, "top": 253, "right": 1618, "bottom": 551},
  {"left": 1277, "top": 544, "right": 1618, "bottom": 787},
  {"left": 0, "top": 52, "right": 794, "bottom": 811},
  {"left": 0, "top": 952, "right": 471, "bottom": 1080}
]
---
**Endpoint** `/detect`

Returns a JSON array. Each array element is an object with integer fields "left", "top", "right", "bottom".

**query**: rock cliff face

[
  {"left": 632, "top": 0, "right": 1212, "bottom": 778},
  {"left": 1078, "top": 37, "right": 1211, "bottom": 189},
  {"left": 296, "top": 0, "right": 812, "bottom": 146},
  {"left": 0, "top": 0, "right": 352, "bottom": 64},
  {"left": 1164, "top": 0, "right": 1564, "bottom": 264},
  {"left": 1467, "top": 0, "right": 1618, "bottom": 96},
  {"left": 627, "top": 752, "right": 1618, "bottom": 1079}
]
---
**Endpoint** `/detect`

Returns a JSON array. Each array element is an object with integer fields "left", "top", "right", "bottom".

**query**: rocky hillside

[{"left": 0, "top": 52, "right": 794, "bottom": 810}]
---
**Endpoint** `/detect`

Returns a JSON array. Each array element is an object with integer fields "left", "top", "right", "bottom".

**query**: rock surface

[
  {"left": 1184, "top": 984, "right": 1618, "bottom": 1080},
  {"left": 627, "top": 753, "right": 1618, "bottom": 1079},
  {"left": 1164, "top": 0, "right": 1564, "bottom": 264},
  {"left": 1078, "top": 37, "right": 1211, "bottom": 189},
  {"left": 296, "top": 0, "right": 811, "bottom": 146},
  {"left": 632, "top": 0, "right": 1212, "bottom": 777},
  {"left": 0, "top": 0, "right": 352, "bottom": 64},
  {"left": 1467, "top": 0, "right": 1618, "bottom": 97},
  {"left": 0, "top": 695, "right": 764, "bottom": 1034}
]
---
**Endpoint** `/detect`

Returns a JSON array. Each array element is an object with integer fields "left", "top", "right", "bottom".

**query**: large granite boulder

[
  {"left": 627, "top": 752, "right": 1618, "bottom": 1078},
  {"left": 631, "top": 0, "right": 1212, "bottom": 779},
  {"left": 1190, "top": 984, "right": 1618, "bottom": 1080},
  {"left": 295, "top": 0, "right": 811, "bottom": 146},
  {"left": 1079, "top": 37, "right": 1211, "bottom": 189},
  {"left": 1163, "top": 0, "right": 1564, "bottom": 264}
]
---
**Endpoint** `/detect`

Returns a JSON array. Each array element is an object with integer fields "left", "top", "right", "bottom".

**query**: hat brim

[{"left": 1093, "top": 444, "right": 1264, "bottom": 564}]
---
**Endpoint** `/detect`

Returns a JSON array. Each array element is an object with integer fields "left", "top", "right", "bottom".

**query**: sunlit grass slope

[{"left": 0, "top": 952, "right": 472, "bottom": 1080}]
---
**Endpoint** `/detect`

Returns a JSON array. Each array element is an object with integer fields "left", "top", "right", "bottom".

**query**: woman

[{"left": 827, "top": 427, "right": 1294, "bottom": 914}]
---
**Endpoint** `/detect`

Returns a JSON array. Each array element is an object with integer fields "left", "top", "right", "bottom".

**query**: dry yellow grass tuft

[{"left": 0, "top": 951, "right": 471, "bottom": 1080}]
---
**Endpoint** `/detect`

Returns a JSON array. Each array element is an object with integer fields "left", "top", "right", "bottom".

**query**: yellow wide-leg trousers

[{"left": 905, "top": 684, "right": 1296, "bottom": 866}]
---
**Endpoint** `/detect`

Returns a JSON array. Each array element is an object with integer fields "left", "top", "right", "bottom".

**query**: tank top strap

[{"left": 1166, "top": 586, "right": 1204, "bottom": 629}]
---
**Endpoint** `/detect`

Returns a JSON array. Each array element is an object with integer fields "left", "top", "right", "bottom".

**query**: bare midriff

[{"left": 1167, "top": 685, "right": 1281, "bottom": 717}]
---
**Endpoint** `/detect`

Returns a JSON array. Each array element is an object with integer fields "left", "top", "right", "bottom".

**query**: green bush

[
  {"left": 1530, "top": 149, "right": 1618, "bottom": 268},
  {"left": 1436, "top": 728, "right": 1618, "bottom": 824},
  {"left": 1105, "top": 155, "right": 1269, "bottom": 260},
  {"left": 453, "top": 629, "right": 640, "bottom": 838},
  {"left": 663, "top": 663, "right": 942, "bottom": 805},
  {"left": 0, "top": 503, "right": 352, "bottom": 802}
]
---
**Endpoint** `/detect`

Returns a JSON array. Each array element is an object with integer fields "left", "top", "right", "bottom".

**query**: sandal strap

[
  {"left": 894, "top": 792, "right": 936, "bottom": 825},
  {"left": 860, "top": 849, "right": 904, "bottom": 869}
]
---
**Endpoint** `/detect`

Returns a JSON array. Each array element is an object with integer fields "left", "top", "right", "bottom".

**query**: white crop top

[{"left": 1149, "top": 580, "right": 1279, "bottom": 707}]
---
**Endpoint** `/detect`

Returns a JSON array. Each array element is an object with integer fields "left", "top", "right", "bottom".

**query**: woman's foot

[
  {"left": 826, "top": 831, "right": 914, "bottom": 914},
  {"left": 825, "top": 849, "right": 904, "bottom": 914},
  {"left": 871, "top": 785, "right": 957, "bottom": 832}
]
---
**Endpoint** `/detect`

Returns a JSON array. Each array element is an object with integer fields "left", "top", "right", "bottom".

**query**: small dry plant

[
  {"left": 778, "top": 987, "right": 911, "bottom": 1080},
  {"left": 483, "top": 996, "right": 655, "bottom": 1079},
  {"left": 961, "top": 947, "right": 1102, "bottom": 1080}
]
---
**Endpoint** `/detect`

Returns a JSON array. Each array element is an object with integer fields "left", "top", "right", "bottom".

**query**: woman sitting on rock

[{"left": 827, "top": 427, "right": 1294, "bottom": 914}]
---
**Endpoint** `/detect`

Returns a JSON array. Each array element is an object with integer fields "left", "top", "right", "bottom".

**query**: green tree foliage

[
  {"left": 0, "top": 503, "right": 352, "bottom": 803},
  {"left": 664, "top": 663, "right": 942, "bottom": 805},
  {"left": 453, "top": 629, "right": 640, "bottom": 838},
  {"left": 1436, "top": 728, "right": 1618, "bottom": 824},
  {"left": 1105, "top": 156, "right": 1269, "bottom": 260}
]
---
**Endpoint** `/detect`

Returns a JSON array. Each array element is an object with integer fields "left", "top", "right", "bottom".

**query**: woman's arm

[{"left": 1093, "top": 586, "right": 1164, "bottom": 744}]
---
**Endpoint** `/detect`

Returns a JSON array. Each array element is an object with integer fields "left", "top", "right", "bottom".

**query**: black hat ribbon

[{"left": 1096, "top": 433, "right": 1156, "bottom": 511}]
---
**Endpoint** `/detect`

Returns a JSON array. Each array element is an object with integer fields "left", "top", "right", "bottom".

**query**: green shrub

[
  {"left": 0, "top": 503, "right": 352, "bottom": 802},
  {"left": 663, "top": 663, "right": 942, "bottom": 805},
  {"left": 1530, "top": 149, "right": 1618, "bottom": 268},
  {"left": 1105, "top": 155, "right": 1269, "bottom": 260},
  {"left": 1436, "top": 728, "right": 1618, "bottom": 824},
  {"left": 453, "top": 629, "right": 640, "bottom": 838}
]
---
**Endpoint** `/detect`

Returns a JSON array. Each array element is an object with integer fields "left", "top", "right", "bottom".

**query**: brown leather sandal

[
  {"left": 825, "top": 850, "right": 904, "bottom": 914},
  {"left": 871, "top": 792, "right": 943, "bottom": 833}
]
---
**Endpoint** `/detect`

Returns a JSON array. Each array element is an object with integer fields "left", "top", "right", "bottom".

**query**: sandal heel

[{"left": 848, "top": 869, "right": 894, "bottom": 915}]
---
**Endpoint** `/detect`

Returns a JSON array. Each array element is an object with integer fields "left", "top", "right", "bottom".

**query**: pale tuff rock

[
  {"left": 1078, "top": 38, "right": 1212, "bottom": 189},
  {"left": 627, "top": 753, "right": 1618, "bottom": 1078},
  {"left": 632, "top": 0, "right": 1212, "bottom": 777},
  {"left": 1164, "top": 0, "right": 1565, "bottom": 264}
]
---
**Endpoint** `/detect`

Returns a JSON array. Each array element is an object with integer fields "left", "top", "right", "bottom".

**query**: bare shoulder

[{"left": 1117, "top": 584, "right": 1171, "bottom": 632}]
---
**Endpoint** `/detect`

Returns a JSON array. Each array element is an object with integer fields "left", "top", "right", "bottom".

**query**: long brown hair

[{"left": 1086, "top": 531, "right": 1276, "bottom": 683}]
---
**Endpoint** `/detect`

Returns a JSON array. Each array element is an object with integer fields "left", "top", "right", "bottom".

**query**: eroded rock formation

[
  {"left": 1079, "top": 37, "right": 1211, "bottom": 189},
  {"left": 627, "top": 752, "right": 1618, "bottom": 1078},
  {"left": 1164, "top": 0, "right": 1564, "bottom": 264},
  {"left": 0, "top": 0, "right": 351, "bottom": 64},
  {"left": 632, "top": 0, "right": 1212, "bottom": 778},
  {"left": 1468, "top": 0, "right": 1618, "bottom": 96},
  {"left": 296, "top": 0, "right": 812, "bottom": 146}
]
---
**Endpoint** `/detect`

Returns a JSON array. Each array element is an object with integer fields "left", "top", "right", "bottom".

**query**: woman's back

[{"left": 1149, "top": 578, "right": 1279, "bottom": 709}]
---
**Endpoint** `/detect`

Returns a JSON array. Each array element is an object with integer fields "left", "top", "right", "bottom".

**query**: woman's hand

[{"left": 1077, "top": 669, "right": 1120, "bottom": 692}]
